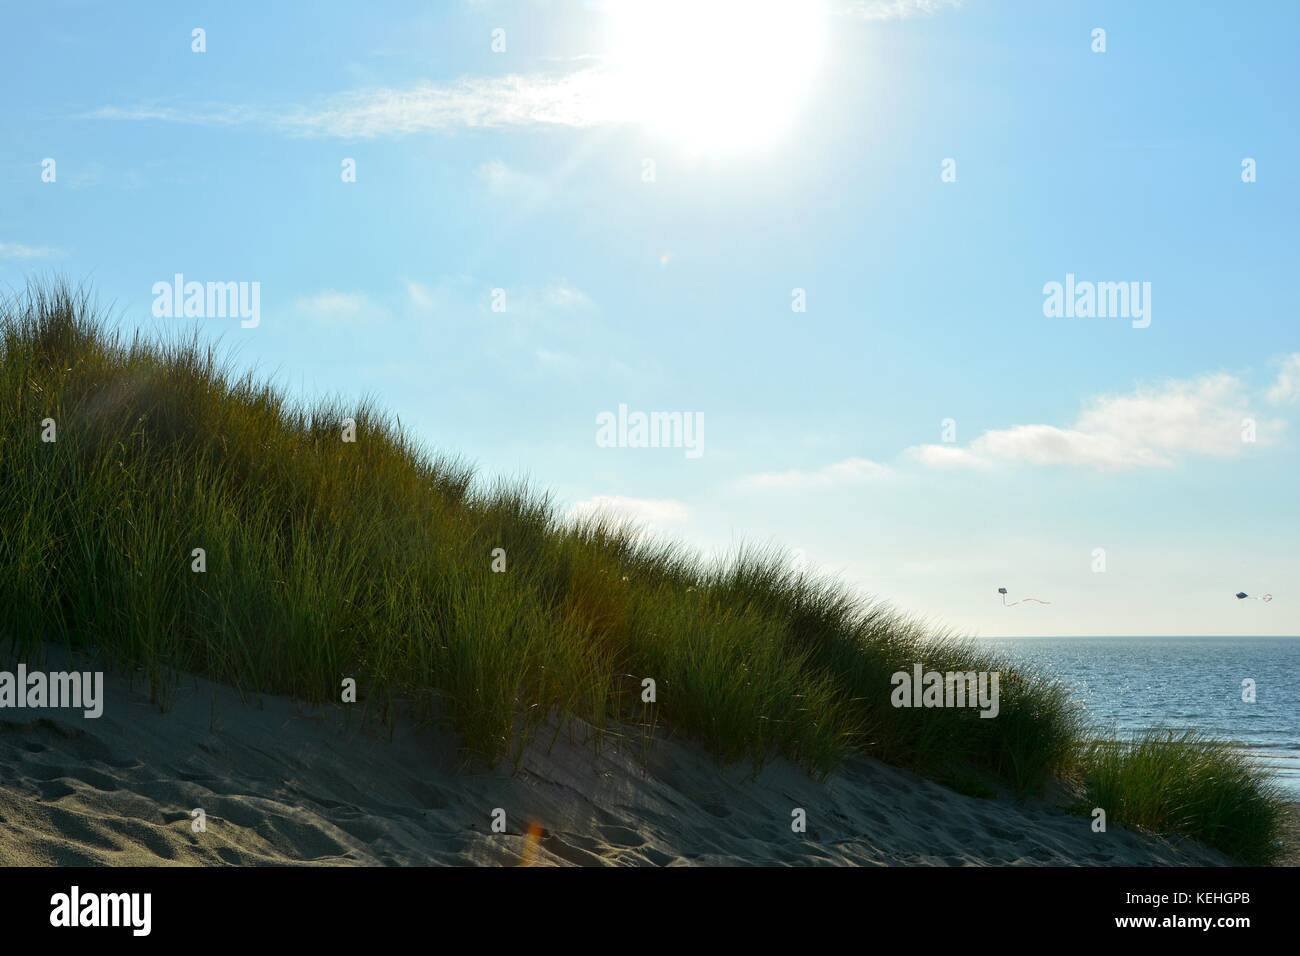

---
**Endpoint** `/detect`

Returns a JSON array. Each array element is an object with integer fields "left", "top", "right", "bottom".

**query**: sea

[{"left": 983, "top": 636, "right": 1300, "bottom": 798}]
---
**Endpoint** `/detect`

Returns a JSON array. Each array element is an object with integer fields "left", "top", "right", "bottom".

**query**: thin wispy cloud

[
  {"left": 292, "top": 289, "right": 387, "bottom": 325},
  {"left": 540, "top": 280, "right": 594, "bottom": 312},
  {"left": 909, "top": 372, "right": 1285, "bottom": 472},
  {"left": 287, "top": 72, "right": 625, "bottom": 136},
  {"left": 1266, "top": 352, "right": 1300, "bottom": 405},
  {"left": 402, "top": 275, "right": 483, "bottom": 316},
  {"left": 404, "top": 280, "right": 436, "bottom": 313},
  {"left": 742, "top": 456, "right": 893, "bottom": 489},
  {"left": 401, "top": 275, "right": 594, "bottom": 325},
  {"left": 86, "top": 1, "right": 963, "bottom": 141},
  {"left": 487, "top": 280, "right": 597, "bottom": 323},
  {"left": 835, "top": 0, "right": 963, "bottom": 21},
  {"left": 0, "top": 241, "right": 62, "bottom": 260},
  {"left": 87, "top": 104, "right": 255, "bottom": 128},
  {"left": 87, "top": 70, "right": 625, "bottom": 140},
  {"left": 395, "top": 273, "right": 615, "bottom": 383}
]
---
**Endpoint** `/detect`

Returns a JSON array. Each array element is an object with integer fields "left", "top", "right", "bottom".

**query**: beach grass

[
  {"left": 1078, "top": 730, "right": 1285, "bottom": 866},
  {"left": 0, "top": 282, "right": 1285, "bottom": 863}
]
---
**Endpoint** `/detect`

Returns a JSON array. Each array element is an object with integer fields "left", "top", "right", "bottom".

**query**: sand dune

[{"left": 0, "top": 651, "right": 1231, "bottom": 866}]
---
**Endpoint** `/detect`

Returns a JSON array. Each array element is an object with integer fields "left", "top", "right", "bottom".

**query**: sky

[{"left": 2, "top": 0, "right": 1297, "bottom": 637}]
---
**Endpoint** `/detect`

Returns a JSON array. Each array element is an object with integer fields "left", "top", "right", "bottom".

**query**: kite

[
  {"left": 1235, "top": 592, "right": 1273, "bottom": 602},
  {"left": 998, "top": 587, "right": 1051, "bottom": 607}
]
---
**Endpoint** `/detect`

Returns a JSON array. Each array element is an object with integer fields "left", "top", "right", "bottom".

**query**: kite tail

[{"left": 1002, "top": 595, "right": 1052, "bottom": 606}]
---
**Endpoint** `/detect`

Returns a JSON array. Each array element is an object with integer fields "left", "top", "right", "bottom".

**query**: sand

[{"left": 0, "top": 649, "right": 1236, "bottom": 866}]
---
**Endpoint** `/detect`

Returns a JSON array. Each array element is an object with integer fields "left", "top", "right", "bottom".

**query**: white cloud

[
  {"left": 404, "top": 280, "right": 435, "bottom": 312},
  {"left": 835, "top": 0, "right": 962, "bottom": 21},
  {"left": 741, "top": 456, "right": 893, "bottom": 489},
  {"left": 540, "top": 280, "right": 593, "bottom": 311},
  {"left": 909, "top": 373, "right": 1284, "bottom": 472},
  {"left": 89, "top": 69, "right": 625, "bottom": 140},
  {"left": 401, "top": 274, "right": 596, "bottom": 347},
  {"left": 88, "top": 0, "right": 962, "bottom": 142},
  {"left": 491, "top": 281, "right": 596, "bottom": 323},
  {"left": 401, "top": 275, "right": 484, "bottom": 317},
  {"left": 906, "top": 443, "right": 989, "bottom": 470},
  {"left": 85, "top": 104, "right": 254, "bottom": 127},
  {"left": 0, "top": 242, "right": 62, "bottom": 260},
  {"left": 569, "top": 495, "right": 690, "bottom": 531},
  {"left": 292, "top": 289, "right": 385, "bottom": 324},
  {"left": 1266, "top": 352, "right": 1300, "bottom": 405}
]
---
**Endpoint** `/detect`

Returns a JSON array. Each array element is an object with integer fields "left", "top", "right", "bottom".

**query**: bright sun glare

[{"left": 604, "top": 0, "right": 828, "bottom": 155}]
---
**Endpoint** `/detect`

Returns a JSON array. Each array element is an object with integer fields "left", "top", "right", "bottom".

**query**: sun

[{"left": 603, "top": 0, "right": 828, "bottom": 155}]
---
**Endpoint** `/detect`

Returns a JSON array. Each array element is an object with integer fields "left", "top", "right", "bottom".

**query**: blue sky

[{"left": 3, "top": 0, "right": 1297, "bottom": 637}]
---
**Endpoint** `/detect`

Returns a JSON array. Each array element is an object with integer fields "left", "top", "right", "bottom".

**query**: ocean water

[{"left": 983, "top": 637, "right": 1300, "bottom": 797}]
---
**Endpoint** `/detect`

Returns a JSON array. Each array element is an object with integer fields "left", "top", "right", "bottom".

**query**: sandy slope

[{"left": 0, "top": 650, "right": 1232, "bottom": 866}]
